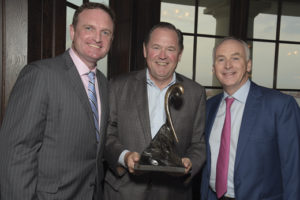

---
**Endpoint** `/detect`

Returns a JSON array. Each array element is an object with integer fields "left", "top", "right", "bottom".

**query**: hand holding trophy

[{"left": 134, "top": 83, "right": 186, "bottom": 174}]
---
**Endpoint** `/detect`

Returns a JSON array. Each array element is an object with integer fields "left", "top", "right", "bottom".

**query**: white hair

[{"left": 212, "top": 37, "right": 250, "bottom": 63}]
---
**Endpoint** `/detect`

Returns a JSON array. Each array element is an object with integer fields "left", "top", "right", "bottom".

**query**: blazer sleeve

[
  {"left": 0, "top": 64, "right": 47, "bottom": 200},
  {"left": 104, "top": 78, "right": 126, "bottom": 175},
  {"left": 184, "top": 85, "right": 206, "bottom": 177},
  {"left": 277, "top": 96, "right": 300, "bottom": 199}
]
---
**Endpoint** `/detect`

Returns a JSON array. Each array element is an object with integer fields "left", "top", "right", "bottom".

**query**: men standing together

[{"left": 1, "top": 2, "right": 299, "bottom": 199}]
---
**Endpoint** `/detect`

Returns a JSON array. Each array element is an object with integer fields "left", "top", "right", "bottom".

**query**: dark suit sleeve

[
  {"left": 0, "top": 64, "right": 47, "bottom": 200},
  {"left": 276, "top": 96, "right": 300, "bottom": 199},
  {"left": 104, "top": 79, "right": 126, "bottom": 174},
  {"left": 184, "top": 86, "right": 206, "bottom": 177}
]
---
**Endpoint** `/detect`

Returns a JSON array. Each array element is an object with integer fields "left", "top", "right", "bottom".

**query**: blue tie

[{"left": 88, "top": 71, "right": 100, "bottom": 142}]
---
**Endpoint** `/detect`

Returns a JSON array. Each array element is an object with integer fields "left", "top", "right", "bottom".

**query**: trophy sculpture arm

[{"left": 164, "top": 83, "right": 184, "bottom": 143}]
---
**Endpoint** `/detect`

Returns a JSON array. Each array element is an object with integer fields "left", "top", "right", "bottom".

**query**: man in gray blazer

[
  {"left": 104, "top": 22, "right": 206, "bottom": 200},
  {"left": 0, "top": 3, "right": 114, "bottom": 200}
]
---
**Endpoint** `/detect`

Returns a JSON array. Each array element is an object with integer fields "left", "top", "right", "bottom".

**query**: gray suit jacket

[
  {"left": 104, "top": 69, "right": 206, "bottom": 200},
  {"left": 0, "top": 51, "right": 108, "bottom": 200}
]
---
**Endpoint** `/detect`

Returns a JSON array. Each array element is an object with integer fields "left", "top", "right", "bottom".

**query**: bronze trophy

[{"left": 134, "top": 83, "right": 185, "bottom": 174}]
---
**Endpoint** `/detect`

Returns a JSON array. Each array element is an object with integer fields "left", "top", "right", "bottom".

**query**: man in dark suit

[
  {"left": 0, "top": 2, "right": 114, "bottom": 200},
  {"left": 201, "top": 37, "right": 300, "bottom": 200},
  {"left": 103, "top": 22, "right": 206, "bottom": 200}
]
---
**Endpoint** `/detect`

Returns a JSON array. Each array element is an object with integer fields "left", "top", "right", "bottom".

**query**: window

[
  {"left": 161, "top": 0, "right": 300, "bottom": 104},
  {"left": 161, "top": 0, "right": 231, "bottom": 97},
  {"left": 247, "top": 0, "right": 300, "bottom": 104},
  {"left": 66, "top": 0, "right": 110, "bottom": 77}
]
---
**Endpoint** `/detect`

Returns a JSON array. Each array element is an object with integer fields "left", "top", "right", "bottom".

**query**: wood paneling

[
  {"left": 1, "top": 0, "right": 66, "bottom": 123},
  {"left": 108, "top": 0, "right": 160, "bottom": 78},
  {"left": 131, "top": 0, "right": 160, "bottom": 71},
  {"left": 108, "top": 0, "right": 133, "bottom": 77},
  {"left": 1, "top": 0, "right": 28, "bottom": 119},
  {"left": 230, "top": 0, "right": 250, "bottom": 39},
  {"left": 28, "top": 0, "right": 66, "bottom": 63},
  {"left": 0, "top": 0, "right": 3, "bottom": 121}
]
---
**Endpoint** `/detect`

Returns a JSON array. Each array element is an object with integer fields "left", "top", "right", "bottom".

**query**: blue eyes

[
  {"left": 101, "top": 30, "right": 112, "bottom": 37},
  {"left": 84, "top": 26, "right": 112, "bottom": 37}
]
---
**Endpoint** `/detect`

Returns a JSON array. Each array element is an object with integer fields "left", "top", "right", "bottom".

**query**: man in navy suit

[{"left": 201, "top": 37, "right": 300, "bottom": 200}]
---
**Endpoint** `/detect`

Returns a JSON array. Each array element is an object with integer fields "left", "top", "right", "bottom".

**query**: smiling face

[
  {"left": 70, "top": 8, "right": 113, "bottom": 69},
  {"left": 213, "top": 39, "right": 252, "bottom": 95},
  {"left": 143, "top": 27, "right": 183, "bottom": 89}
]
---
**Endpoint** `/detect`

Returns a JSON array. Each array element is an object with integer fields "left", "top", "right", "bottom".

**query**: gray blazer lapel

[
  {"left": 234, "top": 82, "right": 261, "bottom": 171},
  {"left": 63, "top": 52, "right": 95, "bottom": 133},
  {"left": 96, "top": 70, "right": 108, "bottom": 143},
  {"left": 135, "top": 70, "right": 152, "bottom": 145}
]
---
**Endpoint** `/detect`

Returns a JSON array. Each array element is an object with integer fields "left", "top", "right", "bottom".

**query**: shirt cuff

[{"left": 118, "top": 149, "right": 130, "bottom": 167}]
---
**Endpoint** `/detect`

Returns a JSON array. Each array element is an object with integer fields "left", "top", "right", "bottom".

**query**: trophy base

[{"left": 134, "top": 164, "right": 185, "bottom": 174}]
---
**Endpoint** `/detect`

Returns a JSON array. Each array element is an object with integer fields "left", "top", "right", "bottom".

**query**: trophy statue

[{"left": 134, "top": 83, "right": 185, "bottom": 174}]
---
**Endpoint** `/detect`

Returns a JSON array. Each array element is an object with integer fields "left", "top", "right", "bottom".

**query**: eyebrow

[{"left": 231, "top": 52, "right": 242, "bottom": 57}]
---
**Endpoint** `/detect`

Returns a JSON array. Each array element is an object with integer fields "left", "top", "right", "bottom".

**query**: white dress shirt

[
  {"left": 209, "top": 80, "right": 250, "bottom": 198},
  {"left": 118, "top": 69, "right": 176, "bottom": 166}
]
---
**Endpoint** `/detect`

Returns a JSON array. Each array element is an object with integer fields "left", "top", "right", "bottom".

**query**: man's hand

[
  {"left": 182, "top": 157, "right": 192, "bottom": 174},
  {"left": 124, "top": 151, "right": 140, "bottom": 173}
]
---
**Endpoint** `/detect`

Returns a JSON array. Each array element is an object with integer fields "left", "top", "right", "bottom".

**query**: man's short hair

[
  {"left": 72, "top": 2, "right": 115, "bottom": 30},
  {"left": 144, "top": 22, "right": 184, "bottom": 52},
  {"left": 212, "top": 37, "right": 251, "bottom": 63}
]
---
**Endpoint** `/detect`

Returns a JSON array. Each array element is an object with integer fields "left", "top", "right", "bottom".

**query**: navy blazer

[{"left": 201, "top": 81, "right": 300, "bottom": 200}]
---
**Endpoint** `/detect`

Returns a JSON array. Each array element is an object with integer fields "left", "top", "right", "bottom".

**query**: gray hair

[{"left": 212, "top": 37, "right": 250, "bottom": 63}]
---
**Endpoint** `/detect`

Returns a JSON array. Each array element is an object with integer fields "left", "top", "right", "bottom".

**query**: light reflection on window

[
  {"left": 277, "top": 44, "right": 300, "bottom": 89},
  {"left": 196, "top": 37, "right": 217, "bottom": 86},
  {"left": 280, "top": 1, "right": 300, "bottom": 42},
  {"left": 161, "top": 2, "right": 195, "bottom": 33},
  {"left": 251, "top": 41, "right": 274, "bottom": 88}
]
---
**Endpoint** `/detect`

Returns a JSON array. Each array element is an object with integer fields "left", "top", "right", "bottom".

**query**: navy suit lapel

[
  {"left": 206, "top": 94, "right": 223, "bottom": 172},
  {"left": 135, "top": 70, "right": 152, "bottom": 145},
  {"left": 234, "top": 82, "right": 262, "bottom": 170}
]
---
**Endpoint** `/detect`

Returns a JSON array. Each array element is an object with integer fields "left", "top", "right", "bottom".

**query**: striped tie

[{"left": 88, "top": 71, "right": 100, "bottom": 142}]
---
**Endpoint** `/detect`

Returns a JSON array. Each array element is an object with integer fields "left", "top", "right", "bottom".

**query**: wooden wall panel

[
  {"left": 1, "top": 0, "right": 3, "bottom": 120},
  {"left": 130, "top": 0, "right": 160, "bottom": 71},
  {"left": 108, "top": 0, "right": 133, "bottom": 78},
  {"left": 108, "top": 0, "right": 160, "bottom": 78},
  {"left": 2, "top": 0, "right": 28, "bottom": 114},
  {"left": 28, "top": 0, "right": 66, "bottom": 63},
  {"left": 1, "top": 0, "right": 66, "bottom": 123}
]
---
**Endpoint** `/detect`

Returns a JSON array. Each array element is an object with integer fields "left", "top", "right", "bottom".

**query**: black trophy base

[{"left": 134, "top": 164, "right": 185, "bottom": 174}]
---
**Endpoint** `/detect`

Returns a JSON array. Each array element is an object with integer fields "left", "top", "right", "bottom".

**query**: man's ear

[
  {"left": 178, "top": 50, "right": 183, "bottom": 62},
  {"left": 70, "top": 24, "right": 75, "bottom": 41},
  {"left": 247, "top": 59, "right": 252, "bottom": 73},
  {"left": 143, "top": 43, "right": 147, "bottom": 58}
]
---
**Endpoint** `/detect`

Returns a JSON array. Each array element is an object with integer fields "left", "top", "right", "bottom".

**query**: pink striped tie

[{"left": 216, "top": 97, "right": 235, "bottom": 198}]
